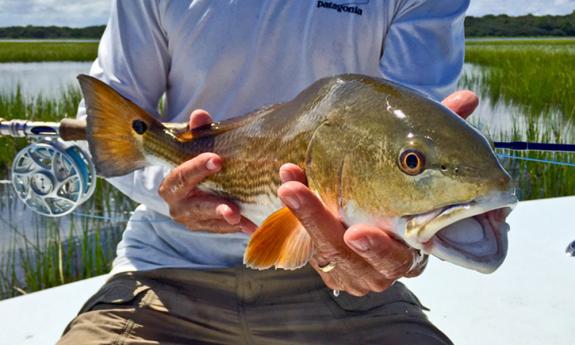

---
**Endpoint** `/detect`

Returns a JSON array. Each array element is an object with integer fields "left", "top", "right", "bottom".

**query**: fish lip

[
  {"left": 432, "top": 207, "right": 512, "bottom": 271},
  {"left": 403, "top": 191, "right": 517, "bottom": 273}
]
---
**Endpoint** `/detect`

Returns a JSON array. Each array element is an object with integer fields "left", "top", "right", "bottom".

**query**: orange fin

[
  {"left": 78, "top": 74, "right": 164, "bottom": 177},
  {"left": 244, "top": 207, "right": 313, "bottom": 270}
]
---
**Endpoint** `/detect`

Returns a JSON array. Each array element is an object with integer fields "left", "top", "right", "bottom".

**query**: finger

[
  {"left": 277, "top": 181, "right": 345, "bottom": 257},
  {"left": 365, "top": 277, "right": 394, "bottom": 293},
  {"left": 279, "top": 163, "right": 307, "bottom": 184},
  {"left": 238, "top": 217, "right": 258, "bottom": 235},
  {"left": 158, "top": 153, "right": 222, "bottom": 202},
  {"left": 184, "top": 218, "right": 244, "bottom": 234},
  {"left": 189, "top": 109, "right": 213, "bottom": 129},
  {"left": 310, "top": 258, "right": 367, "bottom": 296},
  {"left": 441, "top": 90, "right": 479, "bottom": 120},
  {"left": 309, "top": 259, "right": 341, "bottom": 290},
  {"left": 169, "top": 195, "right": 242, "bottom": 224},
  {"left": 343, "top": 225, "right": 416, "bottom": 280}
]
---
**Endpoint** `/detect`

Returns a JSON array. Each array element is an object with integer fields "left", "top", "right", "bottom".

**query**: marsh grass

[
  {"left": 0, "top": 87, "right": 82, "bottom": 171},
  {"left": 497, "top": 120, "right": 575, "bottom": 200},
  {"left": 463, "top": 40, "right": 575, "bottom": 122},
  {"left": 462, "top": 40, "right": 575, "bottom": 200},
  {"left": 0, "top": 42, "right": 98, "bottom": 62},
  {"left": 0, "top": 177, "right": 135, "bottom": 300},
  {"left": 0, "top": 210, "right": 126, "bottom": 300},
  {"left": 0, "top": 87, "right": 135, "bottom": 300}
]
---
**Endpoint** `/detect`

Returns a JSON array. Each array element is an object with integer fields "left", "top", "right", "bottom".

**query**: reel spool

[{"left": 11, "top": 139, "right": 96, "bottom": 217}]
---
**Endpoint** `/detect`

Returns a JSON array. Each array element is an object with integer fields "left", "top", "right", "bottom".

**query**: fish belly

[
  {"left": 239, "top": 193, "right": 284, "bottom": 226},
  {"left": 198, "top": 181, "right": 283, "bottom": 227}
]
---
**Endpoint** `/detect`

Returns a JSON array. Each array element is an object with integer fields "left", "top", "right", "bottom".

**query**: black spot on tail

[{"left": 132, "top": 120, "right": 148, "bottom": 134}]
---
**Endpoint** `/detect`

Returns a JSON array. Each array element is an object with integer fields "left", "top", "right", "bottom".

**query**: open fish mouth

[{"left": 404, "top": 192, "right": 517, "bottom": 273}]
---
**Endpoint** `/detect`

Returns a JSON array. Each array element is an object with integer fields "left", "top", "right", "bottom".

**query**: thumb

[
  {"left": 189, "top": 109, "right": 213, "bottom": 129},
  {"left": 442, "top": 90, "right": 479, "bottom": 120}
]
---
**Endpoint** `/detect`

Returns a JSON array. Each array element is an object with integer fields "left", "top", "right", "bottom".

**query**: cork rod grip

[{"left": 59, "top": 118, "right": 87, "bottom": 141}]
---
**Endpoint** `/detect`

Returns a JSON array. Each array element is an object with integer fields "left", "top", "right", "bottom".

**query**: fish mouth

[{"left": 404, "top": 192, "right": 517, "bottom": 273}]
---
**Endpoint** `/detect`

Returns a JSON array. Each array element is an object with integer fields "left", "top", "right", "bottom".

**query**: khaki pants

[{"left": 58, "top": 266, "right": 452, "bottom": 345}]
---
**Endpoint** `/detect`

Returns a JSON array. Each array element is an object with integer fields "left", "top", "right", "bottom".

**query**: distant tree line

[
  {"left": 0, "top": 11, "right": 574, "bottom": 39},
  {"left": 465, "top": 11, "right": 575, "bottom": 37},
  {"left": 0, "top": 25, "right": 105, "bottom": 39}
]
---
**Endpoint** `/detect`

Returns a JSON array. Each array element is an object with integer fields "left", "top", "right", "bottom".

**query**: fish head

[{"left": 309, "top": 75, "right": 517, "bottom": 273}]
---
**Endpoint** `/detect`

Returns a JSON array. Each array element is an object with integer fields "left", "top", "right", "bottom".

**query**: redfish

[{"left": 78, "top": 74, "right": 517, "bottom": 273}]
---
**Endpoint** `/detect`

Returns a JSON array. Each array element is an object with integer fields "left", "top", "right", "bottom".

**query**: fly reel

[{"left": 11, "top": 139, "right": 96, "bottom": 217}]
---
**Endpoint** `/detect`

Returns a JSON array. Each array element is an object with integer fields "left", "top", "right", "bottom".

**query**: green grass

[
  {"left": 0, "top": 42, "right": 98, "bottom": 62},
  {"left": 463, "top": 40, "right": 575, "bottom": 122},
  {"left": 462, "top": 40, "right": 575, "bottom": 200},
  {"left": 497, "top": 120, "right": 575, "bottom": 200},
  {"left": 0, "top": 207, "right": 127, "bottom": 300},
  {"left": 0, "top": 87, "right": 82, "bottom": 172}
]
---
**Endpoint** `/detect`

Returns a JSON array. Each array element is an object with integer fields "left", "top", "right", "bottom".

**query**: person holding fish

[{"left": 59, "top": 1, "right": 516, "bottom": 344}]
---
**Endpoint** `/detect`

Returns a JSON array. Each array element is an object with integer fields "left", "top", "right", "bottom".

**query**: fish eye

[{"left": 398, "top": 149, "right": 426, "bottom": 175}]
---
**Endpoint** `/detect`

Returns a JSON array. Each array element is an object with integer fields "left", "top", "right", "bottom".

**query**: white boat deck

[{"left": 0, "top": 196, "right": 573, "bottom": 345}]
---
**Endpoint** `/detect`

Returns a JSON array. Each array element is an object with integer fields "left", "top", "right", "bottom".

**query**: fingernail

[
  {"left": 206, "top": 158, "right": 220, "bottom": 171},
  {"left": 279, "top": 170, "right": 294, "bottom": 184},
  {"left": 282, "top": 194, "right": 301, "bottom": 210},
  {"left": 217, "top": 204, "right": 235, "bottom": 224},
  {"left": 349, "top": 237, "right": 370, "bottom": 252}
]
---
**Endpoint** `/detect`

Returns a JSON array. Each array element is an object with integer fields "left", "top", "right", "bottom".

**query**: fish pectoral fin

[{"left": 244, "top": 207, "right": 313, "bottom": 271}]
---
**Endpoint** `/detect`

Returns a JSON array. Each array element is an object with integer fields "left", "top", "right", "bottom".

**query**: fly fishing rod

[
  {"left": 493, "top": 141, "right": 575, "bottom": 152},
  {"left": 1, "top": 117, "right": 574, "bottom": 217}
]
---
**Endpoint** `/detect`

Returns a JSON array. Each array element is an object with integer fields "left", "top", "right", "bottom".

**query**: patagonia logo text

[{"left": 316, "top": 1, "right": 365, "bottom": 16}]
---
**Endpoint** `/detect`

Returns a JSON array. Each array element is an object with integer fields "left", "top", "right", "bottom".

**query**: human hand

[
  {"left": 441, "top": 89, "right": 478, "bottom": 119},
  {"left": 277, "top": 90, "right": 479, "bottom": 296},
  {"left": 158, "top": 110, "right": 257, "bottom": 234}
]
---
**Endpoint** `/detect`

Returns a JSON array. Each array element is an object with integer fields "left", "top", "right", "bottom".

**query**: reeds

[
  {"left": 463, "top": 39, "right": 575, "bottom": 122},
  {"left": 462, "top": 39, "right": 575, "bottom": 200},
  {"left": 0, "top": 42, "right": 98, "bottom": 62},
  {"left": 0, "top": 87, "right": 135, "bottom": 300}
]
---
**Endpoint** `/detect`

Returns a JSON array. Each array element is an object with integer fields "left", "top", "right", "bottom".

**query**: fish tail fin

[
  {"left": 244, "top": 207, "right": 313, "bottom": 270},
  {"left": 78, "top": 74, "right": 161, "bottom": 177}
]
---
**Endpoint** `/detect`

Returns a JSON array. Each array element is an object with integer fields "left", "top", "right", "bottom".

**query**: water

[
  {"left": 1, "top": 61, "right": 571, "bottom": 140},
  {"left": 0, "top": 62, "right": 91, "bottom": 99},
  {"left": 459, "top": 63, "right": 574, "bottom": 142}
]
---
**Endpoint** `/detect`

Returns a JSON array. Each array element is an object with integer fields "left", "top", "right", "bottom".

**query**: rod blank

[{"left": 494, "top": 141, "right": 575, "bottom": 152}]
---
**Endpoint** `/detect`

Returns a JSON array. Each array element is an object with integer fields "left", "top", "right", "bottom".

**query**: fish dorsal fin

[
  {"left": 170, "top": 103, "right": 282, "bottom": 142},
  {"left": 168, "top": 121, "right": 244, "bottom": 142},
  {"left": 244, "top": 207, "right": 313, "bottom": 270}
]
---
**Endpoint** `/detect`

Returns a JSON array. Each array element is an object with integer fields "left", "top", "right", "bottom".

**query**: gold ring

[{"left": 318, "top": 261, "right": 336, "bottom": 273}]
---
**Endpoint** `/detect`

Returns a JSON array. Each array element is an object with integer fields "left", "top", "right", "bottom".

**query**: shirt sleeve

[
  {"left": 76, "top": 0, "right": 172, "bottom": 216},
  {"left": 379, "top": 0, "right": 469, "bottom": 101}
]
